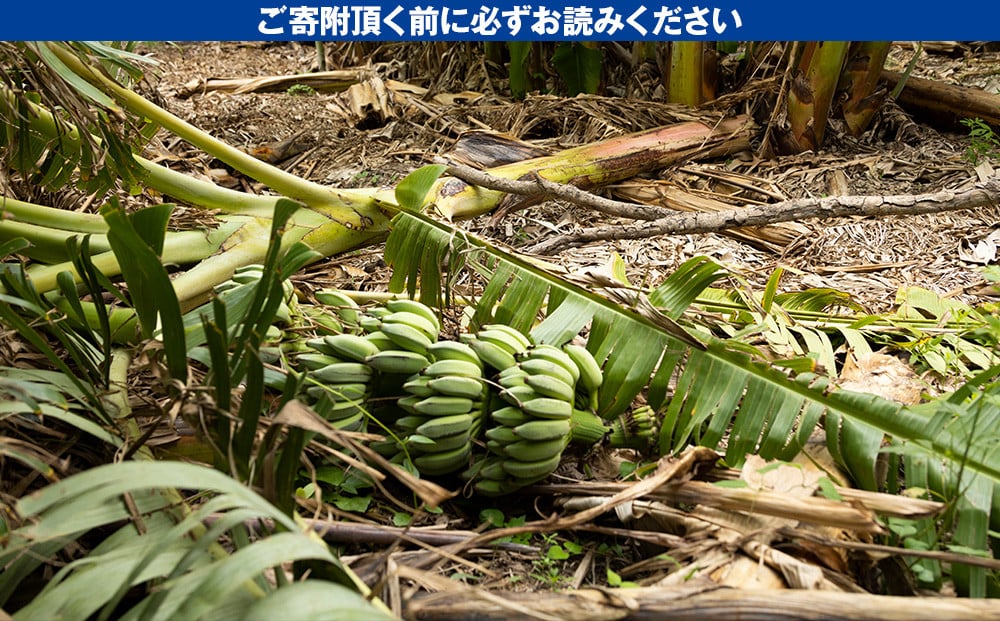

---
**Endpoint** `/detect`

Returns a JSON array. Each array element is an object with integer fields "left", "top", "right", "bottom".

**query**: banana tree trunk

[
  {"left": 838, "top": 41, "right": 892, "bottom": 136},
  {"left": 663, "top": 42, "right": 705, "bottom": 107},
  {"left": 786, "top": 41, "right": 850, "bottom": 152},
  {"left": 434, "top": 116, "right": 751, "bottom": 219}
]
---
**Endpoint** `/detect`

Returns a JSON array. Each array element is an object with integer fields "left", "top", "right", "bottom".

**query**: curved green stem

[
  {"left": 0, "top": 196, "right": 108, "bottom": 233},
  {"left": 26, "top": 224, "right": 242, "bottom": 297},
  {"left": 48, "top": 43, "right": 376, "bottom": 212},
  {"left": 0, "top": 219, "right": 110, "bottom": 257}
]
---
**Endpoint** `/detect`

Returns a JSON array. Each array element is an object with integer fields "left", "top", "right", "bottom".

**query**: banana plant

[
  {"left": 387, "top": 171, "right": 1000, "bottom": 595},
  {"left": 776, "top": 41, "right": 891, "bottom": 153}
]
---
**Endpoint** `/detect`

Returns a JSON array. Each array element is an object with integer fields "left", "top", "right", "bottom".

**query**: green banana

[
  {"left": 476, "top": 328, "right": 529, "bottom": 356},
  {"left": 513, "top": 419, "right": 571, "bottom": 442},
  {"left": 358, "top": 315, "right": 383, "bottom": 333},
  {"left": 468, "top": 338, "right": 518, "bottom": 371},
  {"left": 324, "top": 399, "right": 366, "bottom": 421},
  {"left": 427, "top": 340, "right": 481, "bottom": 367},
  {"left": 383, "top": 311, "right": 440, "bottom": 342},
  {"left": 402, "top": 375, "right": 436, "bottom": 397},
  {"left": 525, "top": 344, "right": 580, "bottom": 384},
  {"left": 365, "top": 349, "right": 430, "bottom": 375},
  {"left": 386, "top": 298, "right": 441, "bottom": 333},
  {"left": 471, "top": 458, "right": 508, "bottom": 481},
  {"left": 306, "top": 382, "right": 368, "bottom": 401},
  {"left": 330, "top": 409, "right": 366, "bottom": 432},
  {"left": 474, "top": 478, "right": 522, "bottom": 496},
  {"left": 423, "top": 359, "right": 483, "bottom": 379},
  {"left": 413, "top": 443, "right": 472, "bottom": 475},
  {"left": 480, "top": 323, "right": 533, "bottom": 351},
  {"left": 396, "top": 395, "right": 424, "bottom": 414},
  {"left": 517, "top": 358, "right": 576, "bottom": 388},
  {"left": 312, "top": 362, "right": 373, "bottom": 383},
  {"left": 304, "top": 337, "right": 338, "bottom": 356},
  {"left": 395, "top": 414, "right": 430, "bottom": 431},
  {"left": 503, "top": 436, "right": 568, "bottom": 462},
  {"left": 484, "top": 425, "right": 519, "bottom": 444},
  {"left": 523, "top": 373, "right": 575, "bottom": 402},
  {"left": 416, "top": 413, "right": 475, "bottom": 439},
  {"left": 407, "top": 430, "right": 470, "bottom": 453},
  {"left": 370, "top": 438, "right": 402, "bottom": 457},
  {"left": 500, "top": 385, "right": 541, "bottom": 406},
  {"left": 521, "top": 397, "right": 573, "bottom": 420},
  {"left": 413, "top": 395, "right": 475, "bottom": 416},
  {"left": 485, "top": 439, "right": 508, "bottom": 455},
  {"left": 427, "top": 375, "right": 484, "bottom": 399},
  {"left": 490, "top": 405, "right": 531, "bottom": 427},
  {"left": 380, "top": 321, "right": 434, "bottom": 353},
  {"left": 501, "top": 452, "right": 562, "bottom": 481},
  {"left": 322, "top": 333, "right": 382, "bottom": 362},
  {"left": 315, "top": 289, "right": 360, "bottom": 325},
  {"left": 295, "top": 352, "right": 342, "bottom": 371},
  {"left": 498, "top": 369, "right": 529, "bottom": 390},
  {"left": 563, "top": 343, "right": 603, "bottom": 394},
  {"left": 363, "top": 330, "right": 396, "bottom": 351}
]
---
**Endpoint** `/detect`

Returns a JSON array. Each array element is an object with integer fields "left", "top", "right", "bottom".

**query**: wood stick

[
  {"left": 405, "top": 585, "right": 1000, "bottom": 620},
  {"left": 529, "top": 175, "right": 1000, "bottom": 254}
]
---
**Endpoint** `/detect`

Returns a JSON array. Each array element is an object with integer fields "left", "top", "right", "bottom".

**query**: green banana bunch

[
  {"left": 461, "top": 342, "right": 583, "bottom": 494},
  {"left": 214, "top": 264, "right": 297, "bottom": 343},
  {"left": 295, "top": 332, "right": 377, "bottom": 432},
  {"left": 607, "top": 404, "right": 658, "bottom": 451},
  {"left": 288, "top": 290, "right": 656, "bottom": 495},
  {"left": 386, "top": 341, "right": 487, "bottom": 476}
]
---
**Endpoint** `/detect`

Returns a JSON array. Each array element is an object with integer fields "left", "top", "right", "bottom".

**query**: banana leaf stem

[
  {"left": 0, "top": 195, "right": 108, "bottom": 233},
  {"left": 26, "top": 224, "right": 242, "bottom": 297},
  {"left": 47, "top": 43, "right": 377, "bottom": 213}
]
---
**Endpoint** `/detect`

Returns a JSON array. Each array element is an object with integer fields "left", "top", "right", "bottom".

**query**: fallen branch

[
  {"left": 882, "top": 69, "right": 1000, "bottom": 130},
  {"left": 404, "top": 585, "right": 1000, "bottom": 620},
  {"left": 220, "top": 516, "right": 538, "bottom": 554},
  {"left": 176, "top": 69, "right": 365, "bottom": 97},
  {"left": 435, "top": 157, "right": 672, "bottom": 221},
  {"left": 528, "top": 175, "right": 1000, "bottom": 254}
]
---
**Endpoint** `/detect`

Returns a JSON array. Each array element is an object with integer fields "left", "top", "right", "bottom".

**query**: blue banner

[{"left": 1, "top": 1, "right": 998, "bottom": 40}]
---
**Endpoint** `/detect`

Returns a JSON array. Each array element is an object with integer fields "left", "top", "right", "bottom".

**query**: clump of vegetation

[
  {"left": 286, "top": 83, "right": 316, "bottom": 96},
  {"left": 961, "top": 117, "right": 1000, "bottom": 164}
]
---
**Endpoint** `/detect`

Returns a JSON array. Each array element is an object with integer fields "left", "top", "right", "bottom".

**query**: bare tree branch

[
  {"left": 529, "top": 175, "right": 1000, "bottom": 254},
  {"left": 434, "top": 157, "right": 674, "bottom": 221}
]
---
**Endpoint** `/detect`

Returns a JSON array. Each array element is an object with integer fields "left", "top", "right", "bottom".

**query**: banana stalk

[
  {"left": 664, "top": 41, "right": 705, "bottom": 107},
  {"left": 786, "top": 41, "right": 850, "bottom": 152},
  {"left": 838, "top": 41, "right": 892, "bottom": 136},
  {"left": 432, "top": 116, "right": 750, "bottom": 219}
]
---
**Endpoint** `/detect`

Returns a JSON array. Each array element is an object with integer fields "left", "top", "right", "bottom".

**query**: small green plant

[
  {"left": 479, "top": 509, "right": 532, "bottom": 545},
  {"left": 286, "top": 83, "right": 316, "bottom": 96},
  {"left": 960, "top": 117, "right": 1000, "bottom": 165},
  {"left": 530, "top": 533, "right": 584, "bottom": 586},
  {"left": 606, "top": 568, "right": 639, "bottom": 588}
]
